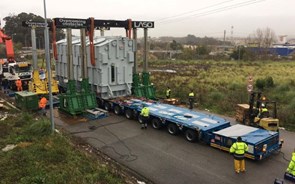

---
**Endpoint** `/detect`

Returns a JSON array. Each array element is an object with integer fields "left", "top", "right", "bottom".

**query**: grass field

[
  {"left": 148, "top": 60, "right": 295, "bottom": 130},
  {"left": 25, "top": 58, "right": 295, "bottom": 130},
  {"left": 0, "top": 113, "right": 125, "bottom": 184}
]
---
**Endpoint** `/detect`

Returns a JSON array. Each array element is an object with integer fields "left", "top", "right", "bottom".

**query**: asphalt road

[{"left": 54, "top": 109, "right": 295, "bottom": 184}]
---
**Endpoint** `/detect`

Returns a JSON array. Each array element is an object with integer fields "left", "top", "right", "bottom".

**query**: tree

[
  {"left": 196, "top": 45, "right": 210, "bottom": 55},
  {"left": 170, "top": 40, "right": 182, "bottom": 50},
  {"left": 230, "top": 46, "right": 246, "bottom": 60},
  {"left": 3, "top": 12, "right": 65, "bottom": 49},
  {"left": 247, "top": 27, "right": 276, "bottom": 48},
  {"left": 246, "top": 27, "right": 277, "bottom": 59}
]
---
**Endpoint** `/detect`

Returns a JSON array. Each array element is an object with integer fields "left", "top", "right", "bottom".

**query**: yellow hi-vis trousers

[{"left": 234, "top": 159, "right": 245, "bottom": 173}]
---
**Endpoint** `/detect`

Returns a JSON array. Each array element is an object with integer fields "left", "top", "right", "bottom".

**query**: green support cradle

[{"left": 58, "top": 80, "right": 84, "bottom": 115}]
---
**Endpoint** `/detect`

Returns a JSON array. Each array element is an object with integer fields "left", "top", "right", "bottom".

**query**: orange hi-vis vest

[
  {"left": 15, "top": 79, "right": 22, "bottom": 87},
  {"left": 39, "top": 97, "right": 47, "bottom": 108}
]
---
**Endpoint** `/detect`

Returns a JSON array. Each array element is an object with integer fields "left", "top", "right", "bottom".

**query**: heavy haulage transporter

[{"left": 40, "top": 17, "right": 282, "bottom": 161}]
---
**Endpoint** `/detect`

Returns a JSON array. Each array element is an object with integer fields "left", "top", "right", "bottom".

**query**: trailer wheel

[
  {"left": 104, "top": 102, "right": 112, "bottom": 111},
  {"left": 151, "top": 118, "right": 162, "bottom": 129},
  {"left": 167, "top": 123, "right": 179, "bottom": 135},
  {"left": 114, "top": 106, "right": 122, "bottom": 115},
  {"left": 133, "top": 110, "right": 139, "bottom": 120},
  {"left": 125, "top": 109, "right": 133, "bottom": 119},
  {"left": 138, "top": 115, "right": 143, "bottom": 124},
  {"left": 97, "top": 99, "right": 103, "bottom": 108},
  {"left": 185, "top": 129, "right": 197, "bottom": 142}
]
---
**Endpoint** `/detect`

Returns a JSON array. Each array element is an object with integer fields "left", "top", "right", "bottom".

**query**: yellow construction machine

[
  {"left": 28, "top": 59, "right": 59, "bottom": 95},
  {"left": 236, "top": 92, "right": 279, "bottom": 132}
]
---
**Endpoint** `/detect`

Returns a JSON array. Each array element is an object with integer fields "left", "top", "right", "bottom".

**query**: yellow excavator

[{"left": 236, "top": 92, "right": 279, "bottom": 132}]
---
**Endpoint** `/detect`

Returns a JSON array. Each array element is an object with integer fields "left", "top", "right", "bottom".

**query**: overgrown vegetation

[
  {"left": 0, "top": 113, "right": 124, "bottom": 184},
  {"left": 149, "top": 60, "right": 295, "bottom": 131}
]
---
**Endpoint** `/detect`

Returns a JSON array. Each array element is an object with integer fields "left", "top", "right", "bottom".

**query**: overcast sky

[{"left": 1, "top": 0, "right": 295, "bottom": 39}]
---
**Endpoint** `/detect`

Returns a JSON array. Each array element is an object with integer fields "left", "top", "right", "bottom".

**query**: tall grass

[{"left": 150, "top": 60, "right": 295, "bottom": 130}]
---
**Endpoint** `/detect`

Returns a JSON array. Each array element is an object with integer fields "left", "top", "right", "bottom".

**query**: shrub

[
  {"left": 265, "top": 76, "right": 274, "bottom": 88},
  {"left": 25, "top": 119, "right": 51, "bottom": 138},
  {"left": 255, "top": 78, "right": 265, "bottom": 90}
]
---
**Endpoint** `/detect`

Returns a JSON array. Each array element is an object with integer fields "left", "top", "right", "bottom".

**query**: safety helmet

[
  {"left": 237, "top": 136, "right": 242, "bottom": 141},
  {"left": 261, "top": 103, "right": 265, "bottom": 108}
]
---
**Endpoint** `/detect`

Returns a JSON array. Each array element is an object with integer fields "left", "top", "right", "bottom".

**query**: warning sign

[{"left": 247, "top": 84, "right": 253, "bottom": 93}]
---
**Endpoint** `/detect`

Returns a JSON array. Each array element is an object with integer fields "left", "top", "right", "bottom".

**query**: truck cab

[{"left": 2, "top": 61, "right": 32, "bottom": 90}]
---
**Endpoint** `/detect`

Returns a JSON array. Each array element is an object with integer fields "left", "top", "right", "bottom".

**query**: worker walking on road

[
  {"left": 286, "top": 149, "right": 295, "bottom": 178},
  {"left": 188, "top": 90, "right": 195, "bottom": 110},
  {"left": 166, "top": 87, "right": 171, "bottom": 99},
  {"left": 140, "top": 104, "right": 149, "bottom": 129},
  {"left": 15, "top": 78, "right": 22, "bottom": 91},
  {"left": 2, "top": 79, "right": 8, "bottom": 94},
  {"left": 39, "top": 96, "right": 48, "bottom": 116},
  {"left": 230, "top": 136, "right": 248, "bottom": 174}
]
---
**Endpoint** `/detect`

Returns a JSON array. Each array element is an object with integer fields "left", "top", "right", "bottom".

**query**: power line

[
  {"left": 158, "top": 0, "right": 267, "bottom": 25},
  {"left": 156, "top": 0, "right": 235, "bottom": 22},
  {"left": 160, "top": 0, "right": 264, "bottom": 24}
]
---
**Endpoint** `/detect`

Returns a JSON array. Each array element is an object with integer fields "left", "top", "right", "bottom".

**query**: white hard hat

[{"left": 261, "top": 103, "right": 265, "bottom": 108}]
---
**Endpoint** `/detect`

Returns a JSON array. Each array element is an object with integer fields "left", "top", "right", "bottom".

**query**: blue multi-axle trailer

[{"left": 103, "top": 97, "right": 283, "bottom": 161}]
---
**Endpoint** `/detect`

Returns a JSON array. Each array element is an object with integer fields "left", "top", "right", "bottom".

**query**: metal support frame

[
  {"left": 31, "top": 27, "right": 38, "bottom": 70},
  {"left": 51, "top": 17, "right": 155, "bottom": 102}
]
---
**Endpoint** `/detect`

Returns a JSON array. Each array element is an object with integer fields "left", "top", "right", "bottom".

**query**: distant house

[{"left": 183, "top": 45, "right": 197, "bottom": 49}]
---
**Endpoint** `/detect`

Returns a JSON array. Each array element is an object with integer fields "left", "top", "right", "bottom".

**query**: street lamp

[{"left": 43, "top": 0, "right": 55, "bottom": 132}]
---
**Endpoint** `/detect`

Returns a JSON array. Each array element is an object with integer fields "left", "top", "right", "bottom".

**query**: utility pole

[
  {"left": 223, "top": 30, "right": 226, "bottom": 46},
  {"left": 223, "top": 30, "right": 226, "bottom": 54},
  {"left": 231, "top": 26, "right": 234, "bottom": 45},
  {"left": 43, "top": 0, "right": 54, "bottom": 132},
  {"left": 238, "top": 45, "right": 241, "bottom": 61}
]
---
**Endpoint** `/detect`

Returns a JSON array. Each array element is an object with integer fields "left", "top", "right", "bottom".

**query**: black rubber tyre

[
  {"left": 125, "top": 109, "right": 133, "bottom": 119},
  {"left": 104, "top": 102, "right": 112, "bottom": 111},
  {"left": 151, "top": 118, "right": 162, "bottom": 129},
  {"left": 114, "top": 106, "right": 122, "bottom": 115},
  {"left": 97, "top": 99, "right": 104, "bottom": 108},
  {"left": 185, "top": 129, "right": 198, "bottom": 142},
  {"left": 133, "top": 110, "right": 139, "bottom": 120},
  {"left": 167, "top": 123, "right": 179, "bottom": 135}
]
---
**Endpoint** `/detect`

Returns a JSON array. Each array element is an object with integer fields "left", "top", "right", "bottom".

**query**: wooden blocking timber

[{"left": 235, "top": 104, "right": 250, "bottom": 124}]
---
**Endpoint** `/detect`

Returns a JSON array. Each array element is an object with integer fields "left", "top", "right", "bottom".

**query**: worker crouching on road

[
  {"left": 39, "top": 96, "right": 48, "bottom": 116},
  {"left": 15, "top": 78, "right": 22, "bottom": 91},
  {"left": 229, "top": 136, "right": 248, "bottom": 174},
  {"left": 140, "top": 104, "right": 149, "bottom": 129}
]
